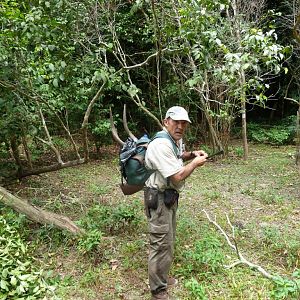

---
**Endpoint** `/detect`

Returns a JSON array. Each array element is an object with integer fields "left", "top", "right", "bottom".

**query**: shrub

[
  {"left": 248, "top": 117, "right": 296, "bottom": 145},
  {"left": 176, "top": 229, "right": 225, "bottom": 278},
  {"left": 91, "top": 118, "right": 113, "bottom": 147},
  {"left": 184, "top": 277, "right": 208, "bottom": 300},
  {"left": 271, "top": 270, "right": 300, "bottom": 299},
  {"left": 0, "top": 215, "right": 56, "bottom": 299},
  {"left": 78, "top": 200, "right": 142, "bottom": 235},
  {"left": 77, "top": 229, "right": 103, "bottom": 254}
]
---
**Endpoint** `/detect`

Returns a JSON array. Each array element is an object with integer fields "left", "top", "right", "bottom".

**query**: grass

[{"left": 4, "top": 143, "right": 300, "bottom": 299}]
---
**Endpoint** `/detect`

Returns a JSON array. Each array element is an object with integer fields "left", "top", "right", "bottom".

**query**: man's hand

[
  {"left": 192, "top": 150, "right": 207, "bottom": 157},
  {"left": 182, "top": 150, "right": 208, "bottom": 161},
  {"left": 171, "top": 150, "right": 208, "bottom": 184},
  {"left": 192, "top": 151, "right": 208, "bottom": 167}
]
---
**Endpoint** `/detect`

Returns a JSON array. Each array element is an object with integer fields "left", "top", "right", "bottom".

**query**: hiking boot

[
  {"left": 167, "top": 277, "right": 178, "bottom": 287},
  {"left": 151, "top": 290, "right": 169, "bottom": 300}
]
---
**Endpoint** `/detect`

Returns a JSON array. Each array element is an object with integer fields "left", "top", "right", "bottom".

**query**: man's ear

[{"left": 163, "top": 118, "right": 169, "bottom": 127}]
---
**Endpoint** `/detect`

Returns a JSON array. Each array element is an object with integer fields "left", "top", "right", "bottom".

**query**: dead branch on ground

[
  {"left": 0, "top": 186, "right": 83, "bottom": 235},
  {"left": 202, "top": 209, "right": 276, "bottom": 280}
]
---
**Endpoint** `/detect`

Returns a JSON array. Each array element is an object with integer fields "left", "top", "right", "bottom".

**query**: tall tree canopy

[{"left": 0, "top": 0, "right": 297, "bottom": 179}]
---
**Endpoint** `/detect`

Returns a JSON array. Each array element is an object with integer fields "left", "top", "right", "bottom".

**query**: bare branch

[
  {"left": 123, "top": 104, "right": 137, "bottom": 141},
  {"left": 19, "top": 158, "right": 85, "bottom": 178},
  {"left": 285, "top": 97, "right": 300, "bottom": 104},
  {"left": 203, "top": 209, "right": 237, "bottom": 251},
  {"left": 110, "top": 107, "right": 125, "bottom": 146},
  {"left": 39, "top": 109, "right": 63, "bottom": 165},
  {"left": 202, "top": 209, "right": 276, "bottom": 281},
  {"left": 123, "top": 50, "right": 165, "bottom": 70},
  {"left": 81, "top": 80, "right": 107, "bottom": 161},
  {"left": 151, "top": 0, "right": 163, "bottom": 120},
  {"left": 104, "top": 6, "right": 163, "bottom": 129}
]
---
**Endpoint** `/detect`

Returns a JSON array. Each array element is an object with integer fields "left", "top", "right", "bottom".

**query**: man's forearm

[{"left": 170, "top": 160, "right": 199, "bottom": 184}]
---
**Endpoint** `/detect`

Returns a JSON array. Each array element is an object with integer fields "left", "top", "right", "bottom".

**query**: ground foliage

[
  {"left": 2, "top": 143, "right": 299, "bottom": 299},
  {"left": 0, "top": 210, "right": 56, "bottom": 299}
]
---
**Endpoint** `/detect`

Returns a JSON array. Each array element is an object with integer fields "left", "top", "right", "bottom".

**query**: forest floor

[{"left": 7, "top": 143, "right": 300, "bottom": 299}]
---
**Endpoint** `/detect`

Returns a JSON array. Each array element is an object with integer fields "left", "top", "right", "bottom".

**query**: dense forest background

[
  {"left": 0, "top": 1, "right": 300, "bottom": 300},
  {"left": 0, "top": 0, "right": 299, "bottom": 181}
]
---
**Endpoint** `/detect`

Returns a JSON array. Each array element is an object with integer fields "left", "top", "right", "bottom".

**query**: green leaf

[
  {"left": 53, "top": 78, "right": 59, "bottom": 87},
  {"left": 215, "top": 38, "right": 221, "bottom": 46},
  {"left": 20, "top": 243, "right": 26, "bottom": 253},
  {"left": 1, "top": 279, "right": 8, "bottom": 291},
  {"left": 49, "top": 64, "right": 55, "bottom": 72},
  {"left": 128, "top": 84, "right": 139, "bottom": 97},
  {"left": 2, "top": 269, "right": 8, "bottom": 278},
  {"left": 242, "top": 63, "right": 250, "bottom": 70},
  {"left": 10, "top": 276, "right": 17, "bottom": 286}
]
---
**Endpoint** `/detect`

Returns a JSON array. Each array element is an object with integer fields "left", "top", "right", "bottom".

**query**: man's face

[{"left": 164, "top": 118, "right": 189, "bottom": 141}]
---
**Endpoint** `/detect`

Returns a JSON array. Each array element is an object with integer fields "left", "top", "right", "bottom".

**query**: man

[{"left": 144, "top": 106, "right": 208, "bottom": 300}]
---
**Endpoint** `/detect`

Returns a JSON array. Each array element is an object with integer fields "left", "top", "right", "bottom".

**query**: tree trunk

[
  {"left": 22, "top": 134, "right": 33, "bottom": 170},
  {"left": 19, "top": 158, "right": 85, "bottom": 178},
  {"left": 39, "top": 108, "right": 63, "bottom": 164},
  {"left": 10, "top": 136, "right": 23, "bottom": 176},
  {"left": 206, "top": 110, "right": 222, "bottom": 150},
  {"left": 241, "top": 99, "right": 249, "bottom": 160},
  {"left": 203, "top": 71, "right": 223, "bottom": 150},
  {"left": 0, "top": 186, "right": 83, "bottom": 234},
  {"left": 81, "top": 81, "right": 106, "bottom": 162},
  {"left": 232, "top": 0, "right": 249, "bottom": 160}
]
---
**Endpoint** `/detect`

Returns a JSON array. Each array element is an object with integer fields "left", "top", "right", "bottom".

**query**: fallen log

[
  {"left": 0, "top": 186, "right": 83, "bottom": 235},
  {"left": 19, "top": 158, "right": 86, "bottom": 178}
]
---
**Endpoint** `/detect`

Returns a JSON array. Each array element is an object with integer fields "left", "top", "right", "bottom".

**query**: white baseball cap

[{"left": 165, "top": 106, "right": 191, "bottom": 123}]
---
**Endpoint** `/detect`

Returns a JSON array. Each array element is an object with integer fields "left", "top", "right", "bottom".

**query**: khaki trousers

[{"left": 144, "top": 190, "right": 178, "bottom": 295}]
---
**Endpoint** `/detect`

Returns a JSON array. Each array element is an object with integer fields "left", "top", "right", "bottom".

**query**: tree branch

[
  {"left": 202, "top": 209, "right": 276, "bottom": 281},
  {"left": 0, "top": 186, "right": 83, "bottom": 234},
  {"left": 39, "top": 109, "right": 63, "bottom": 165},
  {"left": 81, "top": 80, "right": 107, "bottom": 161}
]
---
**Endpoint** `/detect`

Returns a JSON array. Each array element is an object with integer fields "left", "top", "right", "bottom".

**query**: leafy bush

[
  {"left": 248, "top": 117, "right": 296, "bottom": 145},
  {"left": 52, "top": 136, "right": 71, "bottom": 151},
  {"left": 176, "top": 229, "right": 225, "bottom": 278},
  {"left": 76, "top": 201, "right": 142, "bottom": 256},
  {"left": 184, "top": 277, "right": 208, "bottom": 300},
  {"left": 79, "top": 200, "right": 142, "bottom": 234},
  {"left": 91, "top": 118, "right": 112, "bottom": 147},
  {"left": 271, "top": 270, "right": 300, "bottom": 299},
  {"left": 77, "top": 229, "right": 103, "bottom": 254},
  {"left": 0, "top": 215, "right": 55, "bottom": 299},
  {"left": 233, "top": 146, "right": 244, "bottom": 157}
]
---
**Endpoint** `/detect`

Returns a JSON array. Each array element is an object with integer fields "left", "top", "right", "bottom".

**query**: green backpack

[{"left": 119, "top": 131, "right": 179, "bottom": 195}]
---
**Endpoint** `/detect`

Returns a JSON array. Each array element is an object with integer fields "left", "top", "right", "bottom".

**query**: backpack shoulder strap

[
  {"left": 151, "top": 130, "right": 179, "bottom": 157},
  {"left": 151, "top": 130, "right": 182, "bottom": 187}
]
